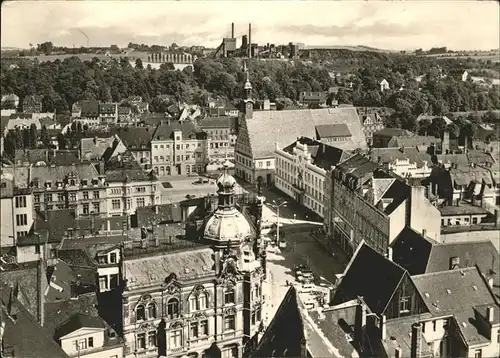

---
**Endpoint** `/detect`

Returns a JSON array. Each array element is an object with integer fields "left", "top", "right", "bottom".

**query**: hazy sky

[{"left": 1, "top": 1, "right": 499, "bottom": 51}]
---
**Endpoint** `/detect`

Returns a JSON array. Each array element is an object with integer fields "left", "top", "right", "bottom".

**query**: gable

[{"left": 59, "top": 327, "right": 105, "bottom": 340}]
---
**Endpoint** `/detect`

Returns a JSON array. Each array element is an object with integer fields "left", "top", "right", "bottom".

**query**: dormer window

[
  {"left": 70, "top": 179, "right": 76, "bottom": 186},
  {"left": 82, "top": 180, "right": 88, "bottom": 186},
  {"left": 46, "top": 181, "right": 52, "bottom": 189}
]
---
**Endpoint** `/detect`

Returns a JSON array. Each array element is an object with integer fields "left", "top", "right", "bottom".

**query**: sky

[{"left": 1, "top": 1, "right": 499, "bottom": 51}]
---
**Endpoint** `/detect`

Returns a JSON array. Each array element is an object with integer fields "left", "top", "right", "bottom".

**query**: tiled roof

[
  {"left": 0, "top": 262, "right": 41, "bottom": 319},
  {"left": 333, "top": 243, "right": 407, "bottom": 315},
  {"left": 115, "top": 127, "right": 153, "bottom": 149},
  {"left": 135, "top": 203, "right": 183, "bottom": 227},
  {"left": 467, "top": 150, "right": 495, "bottom": 166},
  {"left": 437, "top": 154, "right": 470, "bottom": 166},
  {"left": 370, "top": 147, "right": 432, "bottom": 168},
  {"left": 383, "top": 315, "right": 433, "bottom": 358},
  {"left": 105, "top": 168, "right": 153, "bottom": 182},
  {"left": 373, "top": 128, "right": 413, "bottom": 138},
  {"left": 392, "top": 226, "right": 434, "bottom": 275},
  {"left": 281, "top": 137, "right": 351, "bottom": 171},
  {"left": 152, "top": 121, "right": 204, "bottom": 141},
  {"left": 438, "top": 202, "right": 489, "bottom": 216},
  {"left": 1, "top": 290, "right": 68, "bottom": 358},
  {"left": 245, "top": 107, "right": 367, "bottom": 158},
  {"left": 387, "top": 135, "right": 440, "bottom": 148},
  {"left": 336, "top": 154, "right": 379, "bottom": 180},
  {"left": 80, "top": 136, "right": 116, "bottom": 161},
  {"left": 57, "top": 249, "right": 96, "bottom": 268},
  {"left": 251, "top": 286, "right": 306, "bottom": 357},
  {"left": 54, "top": 313, "right": 105, "bottom": 340},
  {"left": 80, "top": 100, "right": 99, "bottom": 117},
  {"left": 315, "top": 123, "right": 352, "bottom": 138},
  {"left": 45, "top": 259, "right": 76, "bottom": 302},
  {"left": 412, "top": 267, "right": 498, "bottom": 346},
  {"left": 200, "top": 116, "right": 232, "bottom": 129},
  {"left": 30, "top": 163, "right": 99, "bottom": 184},
  {"left": 123, "top": 247, "right": 214, "bottom": 288},
  {"left": 372, "top": 178, "right": 396, "bottom": 204},
  {"left": 15, "top": 149, "right": 80, "bottom": 166},
  {"left": 44, "top": 293, "right": 99, "bottom": 338}
]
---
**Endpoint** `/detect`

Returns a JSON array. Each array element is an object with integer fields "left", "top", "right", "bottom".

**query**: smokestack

[
  {"left": 248, "top": 23, "right": 252, "bottom": 58},
  {"left": 231, "top": 22, "right": 235, "bottom": 38}
]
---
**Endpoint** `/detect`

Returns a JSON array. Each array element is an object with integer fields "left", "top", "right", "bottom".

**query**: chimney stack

[
  {"left": 231, "top": 22, "right": 235, "bottom": 38},
  {"left": 411, "top": 323, "right": 423, "bottom": 358},
  {"left": 387, "top": 247, "right": 393, "bottom": 261},
  {"left": 422, "top": 229, "right": 427, "bottom": 237},
  {"left": 380, "top": 315, "right": 387, "bottom": 341},
  {"left": 154, "top": 205, "right": 159, "bottom": 214},
  {"left": 487, "top": 306, "right": 494, "bottom": 323}
]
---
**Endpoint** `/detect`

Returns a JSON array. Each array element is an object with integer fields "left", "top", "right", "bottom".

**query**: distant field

[
  {"left": 304, "top": 45, "right": 395, "bottom": 53},
  {"left": 425, "top": 53, "right": 500, "bottom": 62}
]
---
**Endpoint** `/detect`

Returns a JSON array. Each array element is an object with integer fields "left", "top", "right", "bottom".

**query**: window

[
  {"left": 137, "top": 333, "right": 146, "bottom": 350},
  {"left": 136, "top": 187, "right": 146, "bottom": 193},
  {"left": 93, "top": 190, "right": 99, "bottom": 199},
  {"left": 176, "top": 155, "right": 181, "bottom": 162},
  {"left": 190, "top": 322, "right": 199, "bottom": 338},
  {"left": 224, "top": 315, "right": 235, "bottom": 331},
  {"left": 190, "top": 296, "right": 198, "bottom": 311},
  {"left": 34, "top": 194, "right": 40, "bottom": 203},
  {"left": 137, "top": 198, "right": 145, "bottom": 207},
  {"left": 136, "top": 304, "right": 146, "bottom": 321},
  {"left": 88, "top": 337, "right": 93, "bottom": 348},
  {"left": 15, "top": 196, "right": 26, "bottom": 208},
  {"left": 433, "top": 320, "right": 437, "bottom": 331},
  {"left": 472, "top": 217, "right": 478, "bottom": 224},
  {"left": 112, "top": 199, "right": 121, "bottom": 209},
  {"left": 69, "top": 192, "right": 76, "bottom": 201},
  {"left": 15, "top": 214, "right": 27, "bottom": 226},
  {"left": 83, "top": 203, "right": 89, "bottom": 214},
  {"left": 167, "top": 298, "right": 179, "bottom": 318},
  {"left": 110, "top": 274, "right": 119, "bottom": 289},
  {"left": 98, "top": 255, "right": 108, "bottom": 264},
  {"left": 224, "top": 289, "right": 235, "bottom": 304},
  {"left": 99, "top": 276, "right": 108, "bottom": 290},
  {"left": 266, "top": 161, "right": 271, "bottom": 167},
  {"left": 200, "top": 319, "right": 208, "bottom": 335},
  {"left": 45, "top": 193, "right": 53, "bottom": 202},
  {"left": 176, "top": 144, "right": 180, "bottom": 150},
  {"left": 83, "top": 191, "right": 89, "bottom": 200},
  {"left": 92, "top": 203, "right": 100, "bottom": 213},
  {"left": 160, "top": 156, "right": 165, "bottom": 162},
  {"left": 110, "top": 252, "right": 117, "bottom": 263},
  {"left": 169, "top": 329, "right": 182, "bottom": 348},
  {"left": 474, "top": 349, "right": 482, "bottom": 358},
  {"left": 399, "top": 296, "right": 410, "bottom": 313},
  {"left": 147, "top": 302, "right": 156, "bottom": 319},
  {"left": 198, "top": 294, "right": 207, "bottom": 310},
  {"left": 147, "top": 331, "right": 157, "bottom": 347},
  {"left": 74, "top": 338, "right": 88, "bottom": 351}
]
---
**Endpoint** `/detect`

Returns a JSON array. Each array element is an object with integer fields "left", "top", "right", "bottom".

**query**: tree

[
  {"left": 40, "top": 125, "right": 50, "bottom": 147},
  {"left": 57, "top": 133, "right": 66, "bottom": 150},
  {"left": 135, "top": 58, "right": 143, "bottom": 69},
  {"left": 29, "top": 123, "right": 38, "bottom": 148},
  {"left": 37, "top": 41, "right": 53, "bottom": 55}
]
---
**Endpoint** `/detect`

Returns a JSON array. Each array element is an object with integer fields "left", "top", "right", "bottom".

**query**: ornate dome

[
  {"left": 216, "top": 169, "right": 236, "bottom": 190},
  {"left": 203, "top": 209, "right": 252, "bottom": 243}
]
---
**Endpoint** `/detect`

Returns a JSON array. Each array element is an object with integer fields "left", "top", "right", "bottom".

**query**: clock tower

[{"left": 243, "top": 63, "right": 254, "bottom": 119}]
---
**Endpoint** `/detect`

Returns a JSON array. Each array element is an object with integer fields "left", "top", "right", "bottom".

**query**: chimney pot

[
  {"left": 422, "top": 229, "right": 427, "bottom": 237},
  {"left": 380, "top": 315, "right": 387, "bottom": 341}
]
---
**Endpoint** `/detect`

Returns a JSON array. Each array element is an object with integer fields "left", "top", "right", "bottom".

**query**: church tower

[{"left": 243, "top": 61, "right": 254, "bottom": 119}]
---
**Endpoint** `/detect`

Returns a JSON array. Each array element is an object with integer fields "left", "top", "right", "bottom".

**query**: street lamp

[{"left": 269, "top": 200, "right": 287, "bottom": 243}]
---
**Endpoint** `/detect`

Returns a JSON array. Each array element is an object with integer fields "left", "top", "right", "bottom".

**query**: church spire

[{"left": 244, "top": 68, "right": 252, "bottom": 100}]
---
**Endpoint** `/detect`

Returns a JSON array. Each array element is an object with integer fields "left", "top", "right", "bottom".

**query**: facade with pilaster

[{"left": 120, "top": 166, "right": 265, "bottom": 358}]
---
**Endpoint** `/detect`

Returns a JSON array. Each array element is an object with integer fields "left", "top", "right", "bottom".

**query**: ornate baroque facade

[{"left": 121, "top": 165, "right": 265, "bottom": 358}]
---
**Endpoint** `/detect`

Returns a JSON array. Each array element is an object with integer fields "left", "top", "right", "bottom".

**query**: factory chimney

[
  {"left": 231, "top": 22, "right": 235, "bottom": 38},
  {"left": 248, "top": 23, "right": 252, "bottom": 58}
]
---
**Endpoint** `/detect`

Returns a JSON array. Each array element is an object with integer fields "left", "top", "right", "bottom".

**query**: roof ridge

[{"left": 413, "top": 266, "right": 478, "bottom": 279}]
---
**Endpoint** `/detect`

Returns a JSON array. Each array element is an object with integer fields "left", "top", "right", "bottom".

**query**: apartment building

[
  {"left": 326, "top": 154, "right": 441, "bottom": 257},
  {"left": 0, "top": 173, "right": 34, "bottom": 247},
  {"left": 370, "top": 147, "right": 434, "bottom": 179},
  {"left": 98, "top": 103, "right": 119, "bottom": 123},
  {"left": 199, "top": 117, "right": 237, "bottom": 161},
  {"left": 275, "top": 137, "right": 351, "bottom": 218},
  {"left": 30, "top": 163, "right": 107, "bottom": 217},
  {"left": 151, "top": 121, "right": 209, "bottom": 177},
  {"left": 105, "top": 156, "right": 162, "bottom": 217}
]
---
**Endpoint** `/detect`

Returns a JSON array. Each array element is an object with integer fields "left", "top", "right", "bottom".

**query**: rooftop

[
  {"left": 244, "top": 107, "right": 367, "bottom": 158},
  {"left": 438, "top": 202, "right": 490, "bottom": 216}
]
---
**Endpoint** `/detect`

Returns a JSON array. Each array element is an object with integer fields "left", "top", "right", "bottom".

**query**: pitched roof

[
  {"left": 373, "top": 128, "right": 413, "bottom": 138},
  {"left": 370, "top": 147, "right": 433, "bottom": 168},
  {"left": 115, "top": 127, "right": 153, "bottom": 149},
  {"left": 54, "top": 313, "right": 105, "bottom": 340},
  {"left": 30, "top": 163, "right": 99, "bottom": 184},
  {"left": 335, "top": 154, "right": 379, "bottom": 180},
  {"left": 281, "top": 137, "right": 351, "bottom": 171},
  {"left": 315, "top": 123, "right": 352, "bottom": 138},
  {"left": 1, "top": 291, "right": 68, "bottom": 358},
  {"left": 412, "top": 267, "right": 499, "bottom": 346},
  {"left": 200, "top": 116, "right": 232, "bottom": 129},
  {"left": 135, "top": 203, "right": 183, "bottom": 228},
  {"left": 387, "top": 135, "right": 440, "bottom": 148},
  {"left": 251, "top": 286, "right": 306, "bottom": 357},
  {"left": 333, "top": 243, "right": 407, "bottom": 315},
  {"left": 123, "top": 247, "right": 215, "bottom": 288},
  {"left": 152, "top": 121, "right": 204, "bottom": 141},
  {"left": 80, "top": 136, "right": 116, "bottom": 161},
  {"left": 392, "top": 226, "right": 434, "bottom": 275},
  {"left": 244, "top": 107, "right": 367, "bottom": 158}
]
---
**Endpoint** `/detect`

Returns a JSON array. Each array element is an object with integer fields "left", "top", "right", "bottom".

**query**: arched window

[
  {"left": 147, "top": 302, "right": 157, "bottom": 319},
  {"left": 167, "top": 298, "right": 179, "bottom": 318},
  {"left": 136, "top": 304, "right": 146, "bottom": 321}
]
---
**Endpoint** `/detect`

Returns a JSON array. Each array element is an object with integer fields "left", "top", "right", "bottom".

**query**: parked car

[{"left": 192, "top": 178, "right": 210, "bottom": 185}]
